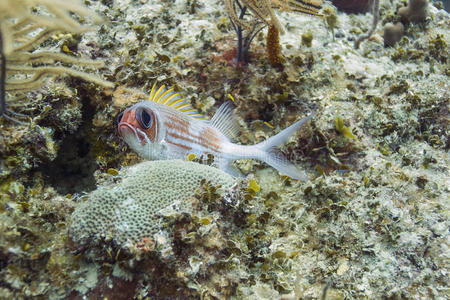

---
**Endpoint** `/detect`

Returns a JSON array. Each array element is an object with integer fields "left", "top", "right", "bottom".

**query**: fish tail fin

[
  {"left": 255, "top": 112, "right": 315, "bottom": 180},
  {"left": 218, "top": 158, "right": 243, "bottom": 178}
]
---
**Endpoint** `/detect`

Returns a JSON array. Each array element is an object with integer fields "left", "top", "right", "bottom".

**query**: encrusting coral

[
  {"left": 68, "top": 159, "right": 254, "bottom": 298},
  {"left": 0, "top": 0, "right": 113, "bottom": 121},
  {"left": 69, "top": 160, "right": 237, "bottom": 248}
]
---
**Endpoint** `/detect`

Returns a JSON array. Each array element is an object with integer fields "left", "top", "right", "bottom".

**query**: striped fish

[{"left": 117, "top": 84, "right": 314, "bottom": 180}]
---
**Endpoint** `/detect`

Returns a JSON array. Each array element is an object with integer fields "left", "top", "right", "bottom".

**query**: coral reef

[
  {"left": 0, "top": 0, "right": 448, "bottom": 299},
  {"left": 225, "top": 0, "right": 322, "bottom": 63},
  {"left": 68, "top": 160, "right": 259, "bottom": 299}
]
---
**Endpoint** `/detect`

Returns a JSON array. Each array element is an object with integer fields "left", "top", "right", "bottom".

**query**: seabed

[{"left": 0, "top": 0, "right": 448, "bottom": 299}]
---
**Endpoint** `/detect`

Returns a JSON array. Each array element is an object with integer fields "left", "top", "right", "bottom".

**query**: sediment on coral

[
  {"left": 69, "top": 160, "right": 237, "bottom": 248},
  {"left": 68, "top": 160, "right": 256, "bottom": 299}
]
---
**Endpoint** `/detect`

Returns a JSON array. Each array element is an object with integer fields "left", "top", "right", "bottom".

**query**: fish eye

[
  {"left": 116, "top": 111, "right": 124, "bottom": 126},
  {"left": 136, "top": 107, "right": 152, "bottom": 129}
]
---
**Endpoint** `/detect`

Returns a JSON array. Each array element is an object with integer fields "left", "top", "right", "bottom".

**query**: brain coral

[{"left": 69, "top": 160, "right": 236, "bottom": 248}]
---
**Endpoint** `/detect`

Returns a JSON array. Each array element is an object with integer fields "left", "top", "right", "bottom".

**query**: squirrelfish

[{"left": 117, "top": 84, "right": 314, "bottom": 180}]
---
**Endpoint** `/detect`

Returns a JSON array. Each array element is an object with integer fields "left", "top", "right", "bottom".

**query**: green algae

[
  {"left": 301, "top": 31, "right": 314, "bottom": 47},
  {"left": 335, "top": 116, "right": 357, "bottom": 139}
]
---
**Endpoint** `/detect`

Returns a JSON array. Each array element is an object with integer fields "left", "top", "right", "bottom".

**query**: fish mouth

[{"left": 118, "top": 123, "right": 148, "bottom": 146}]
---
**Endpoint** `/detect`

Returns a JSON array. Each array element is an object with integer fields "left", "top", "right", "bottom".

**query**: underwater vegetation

[
  {"left": 0, "top": 0, "right": 448, "bottom": 299},
  {"left": 224, "top": 0, "right": 322, "bottom": 64},
  {"left": 0, "top": 0, "right": 113, "bottom": 122},
  {"left": 382, "top": 0, "right": 429, "bottom": 47}
]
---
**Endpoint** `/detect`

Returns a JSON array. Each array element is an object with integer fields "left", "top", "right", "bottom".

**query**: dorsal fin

[
  {"left": 210, "top": 101, "right": 239, "bottom": 140},
  {"left": 148, "top": 83, "right": 203, "bottom": 118}
]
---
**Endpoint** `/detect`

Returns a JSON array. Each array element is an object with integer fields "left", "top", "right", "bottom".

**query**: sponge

[
  {"left": 383, "top": 22, "right": 404, "bottom": 47},
  {"left": 398, "top": 0, "right": 428, "bottom": 23}
]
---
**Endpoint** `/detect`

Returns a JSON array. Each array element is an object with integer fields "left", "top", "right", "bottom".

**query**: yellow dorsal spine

[
  {"left": 153, "top": 85, "right": 166, "bottom": 101},
  {"left": 181, "top": 108, "right": 196, "bottom": 113},
  {"left": 163, "top": 92, "right": 180, "bottom": 104},
  {"left": 146, "top": 84, "right": 203, "bottom": 119},
  {"left": 149, "top": 82, "right": 158, "bottom": 100},
  {"left": 155, "top": 88, "right": 174, "bottom": 103},
  {"left": 175, "top": 103, "right": 191, "bottom": 110},
  {"left": 169, "top": 98, "right": 185, "bottom": 107}
]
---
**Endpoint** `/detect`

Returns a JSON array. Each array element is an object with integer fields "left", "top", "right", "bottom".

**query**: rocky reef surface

[{"left": 0, "top": 0, "right": 448, "bottom": 299}]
